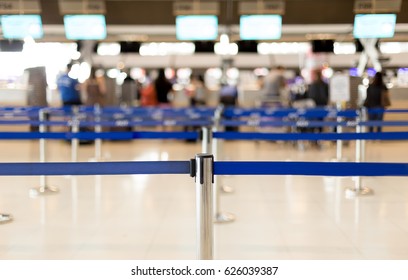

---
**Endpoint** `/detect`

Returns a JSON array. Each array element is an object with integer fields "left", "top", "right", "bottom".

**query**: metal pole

[
  {"left": 345, "top": 109, "right": 373, "bottom": 198},
  {"left": 71, "top": 106, "right": 79, "bottom": 162},
  {"left": 214, "top": 106, "right": 234, "bottom": 194},
  {"left": 201, "top": 126, "right": 212, "bottom": 154},
  {"left": 93, "top": 104, "right": 103, "bottom": 161},
  {"left": 335, "top": 102, "right": 345, "bottom": 161},
  {"left": 195, "top": 153, "right": 214, "bottom": 260},
  {"left": 211, "top": 108, "right": 235, "bottom": 223},
  {"left": 30, "top": 109, "right": 59, "bottom": 197}
]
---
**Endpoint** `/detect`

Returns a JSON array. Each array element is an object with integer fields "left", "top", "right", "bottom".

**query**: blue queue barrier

[
  {"left": 0, "top": 131, "right": 200, "bottom": 140},
  {"left": 0, "top": 160, "right": 406, "bottom": 177},
  {"left": 214, "top": 161, "right": 408, "bottom": 176},
  {"left": 1, "top": 157, "right": 408, "bottom": 258},
  {"left": 220, "top": 120, "right": 408, "bottom": 128},
  {"left": 223, "top": 107, "right": 360, "bottom": 118},
  {"left": 213, "top": 131, "right": 408, "bottom": 141}
]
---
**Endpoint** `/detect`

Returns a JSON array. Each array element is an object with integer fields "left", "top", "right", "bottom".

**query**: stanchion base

[
  {"left": 221, "top": 185, "right": 234, "bottom": 194},
  {"left": 215, "top": 212, "right": 236, "bottom": 223},
  {"left": 0, "top": 214, "right": 12, "bottom": 224},
  {"left": 29, "top": 185, "right": 59, "bottom": 197},
  {"left": 345, "top": 187, "right": 374, "bottom": 199}
]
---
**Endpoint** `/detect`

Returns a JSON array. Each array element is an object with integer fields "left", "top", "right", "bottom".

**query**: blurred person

[
  {"left": 121, "top": 68, "right": 138, "bottom": 106},
  {"left": 306, "top": 69, "right": 329, "bottom": 108},
  {"left": 154, "top": 68, "right": 173, "bottom": 105},
  {"left": 57, "top": 63, "right": 82, "bottom": 106},
  {"left": 260, "top": 65, "right": 287, "bottom": 107},
  {"left": 190, "top": 74, "right": 207, "bottom": 106},
  {"left": 220, "top": 82, "right": 239, "bottom": 132},
  {"left": 84, "top": 67, "right": 105, "bottom": 107},
  {"left": 363, "top": 72, "right": 391, "bottom": 133},
  {"left": 304, "top": 69, "right": 329, "bottom": 141}
]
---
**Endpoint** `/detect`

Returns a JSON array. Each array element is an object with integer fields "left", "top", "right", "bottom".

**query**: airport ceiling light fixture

[
  {"left": 354, "top": 0, "right": 402, "bottom": 14},
  {"left": 58, "top": 0, "right": 106, "bottom": 15},
  {"left": 139, "top": 42, "right": 195, "bottom": 56},
  {"left": 214, "top": 33, "right": 238, "bottom": 56},
  {"left": 257, "top": 42, "right": 309, "bottom": 55},
  {"left": 0, "top": 0, "right": 41, "bottom": 14}
]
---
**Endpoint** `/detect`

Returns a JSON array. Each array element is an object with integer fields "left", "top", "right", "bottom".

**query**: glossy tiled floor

[{"left": 0, "top": 137, "right": 407, "bottom": 260}]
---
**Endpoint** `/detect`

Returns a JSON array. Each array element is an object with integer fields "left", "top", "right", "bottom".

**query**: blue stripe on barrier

[
  {"left": 0, "top": 160, "right": 406, "bottom": 177},
  {"left": 214, "top": 131, "right": 408, "bottom": 141},
  {"left": 220, "top": 120, "right": 408, "bottom": 128},
  {"left": 223, "top": 108, "right": 359, "bottom": 118},
  {"left": 0, "top": 161, "right": 191, "bottom": 176},
  {"left": 0, "top": 131, "right": 199, "bottom": 140},
  {"left": 214, "top": 161, "right": 408, "bottom": 176}
]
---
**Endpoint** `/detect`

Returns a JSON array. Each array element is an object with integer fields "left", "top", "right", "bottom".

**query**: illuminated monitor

[
  {"left": 1, "top": 15, "right": 43, "bottom": 39},
  {"left": 176, "top": 15, "right": 218, "bottom": 41},
  {"left": 240, "top": 15, "right": 282, "bottom": 40},
  {"left": 63, "top": 14, "right": 107, "bottom": 40},
  {"left": 353, "top": 14, "right": 397, "bottom": 39}
]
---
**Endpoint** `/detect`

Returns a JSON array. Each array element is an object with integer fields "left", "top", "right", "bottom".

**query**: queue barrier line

[
  {"left": 213, "top": 131, "right": 408, "bottom": 141},
  {"left": 0, "top": 131, "right": 200, "bottom": 140},
  {"left": 223, "top": 108, "right": 359, "bottom": 118},
  {"left": 5, "top": 131, "right": 408, "bottom": 141},
  {"left": 0, "top": 159, "right": 406, "bottom": 177},
  {"left": 0, "top": 161, "right": 191, "bottom": 176},
  {"left": 220, "top": 120, "right": 408, "bottom": 128},
  {"left": 2, "top": 119, "right": 408, "bottom": 129},
  {"left": 214, "top": 161, "right": 408, "bottom": 176},
  {"left": 0, "top": 119, "right": 213, "bottom": 127}
]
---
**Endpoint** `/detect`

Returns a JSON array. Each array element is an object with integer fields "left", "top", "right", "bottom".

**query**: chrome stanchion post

[
  {"left": 345, "top": 108, "right": 373, "bottom": 198},
  {"left": 333, "top": 102, "right": 347, "bottom": 162},
  {"left": 30, "top": 109, "right": 59, "bottom": 197},
  {"left": 211, "top": 107, "right": 235, "bottom": 223},
  {"left": 71, "top": 106, "right": 79, "bottom": 162},
  {"left": 92, "top": 104, "right": 103, "bottom": 161},
  {"left": 201, "top": 126, "right": 212, "bottom": 154},
  {"left": 194, "top": 153, "right": 214, "bottom": 260},
  {"left": 215, "top": 106, "right": 234, "bottom": 194}
]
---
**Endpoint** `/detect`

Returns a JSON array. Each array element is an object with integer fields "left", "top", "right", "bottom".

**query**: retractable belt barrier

[
  {"left": 1, "top": 156, "right": 408, "bottom": 260},
  {"left": 220, "top": 120, "right": 408, "bottom": 128},
  {"left": 0, "top": 160, "right": 407, "bottom": 177},
  {"left": 213, "top": 131, "right": 408, "bottom": 141},
  {"left": 0, "top": 131, "right": 199, "bottom": 140}
]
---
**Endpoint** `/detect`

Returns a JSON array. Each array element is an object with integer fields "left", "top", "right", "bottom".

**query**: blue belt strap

[
  {"left": 214, "top": 161, "right": 408, "bottom": 176},
  {"left": 0, "top": 161, "right": 191, "bottom": 176}
]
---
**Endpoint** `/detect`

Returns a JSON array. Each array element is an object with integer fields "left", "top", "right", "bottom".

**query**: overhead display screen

[
  {"left": 64, "top": 14, "right": 107, "bottom": 40},
  {"left": 176, "top": 15, "right": 218, "bottom": 41},
  {"left": 240, "top": 15, "right": 282, "bottom": 40},
  {"left": 353, "top": 14, "right": 397, "bottom": 39},
  {"left": 1, "top": 15, "right": 43, "bottom": 39}
]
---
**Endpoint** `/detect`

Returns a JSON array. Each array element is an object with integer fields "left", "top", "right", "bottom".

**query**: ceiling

[{"left": 18, "top": 0, "right": 408, "bottom": 42}]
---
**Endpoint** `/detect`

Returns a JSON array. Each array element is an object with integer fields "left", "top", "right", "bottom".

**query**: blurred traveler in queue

[
  {"left": 154, "top": 68, "right": 173, "bottom": 106},
  {"left": 57, "top": 63, "right": 82, "bottom": 106},
  {"left": 364, "top": 72, "right": 391, "bottom": 133},
  {"left": 84, "top": 67, "right": 106, "bottom": 107},
  {"left": 190, "top": 74, "right": 207, "bottom": 106},
  {"left": 305, "top": 69, "right": 329, "bottom": 135},
  {"left": 121, "top": 68, "right": 138, "bottom": 106},
  {"left": 261, "top": 65, "right": 287, "bottom": 107}
]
